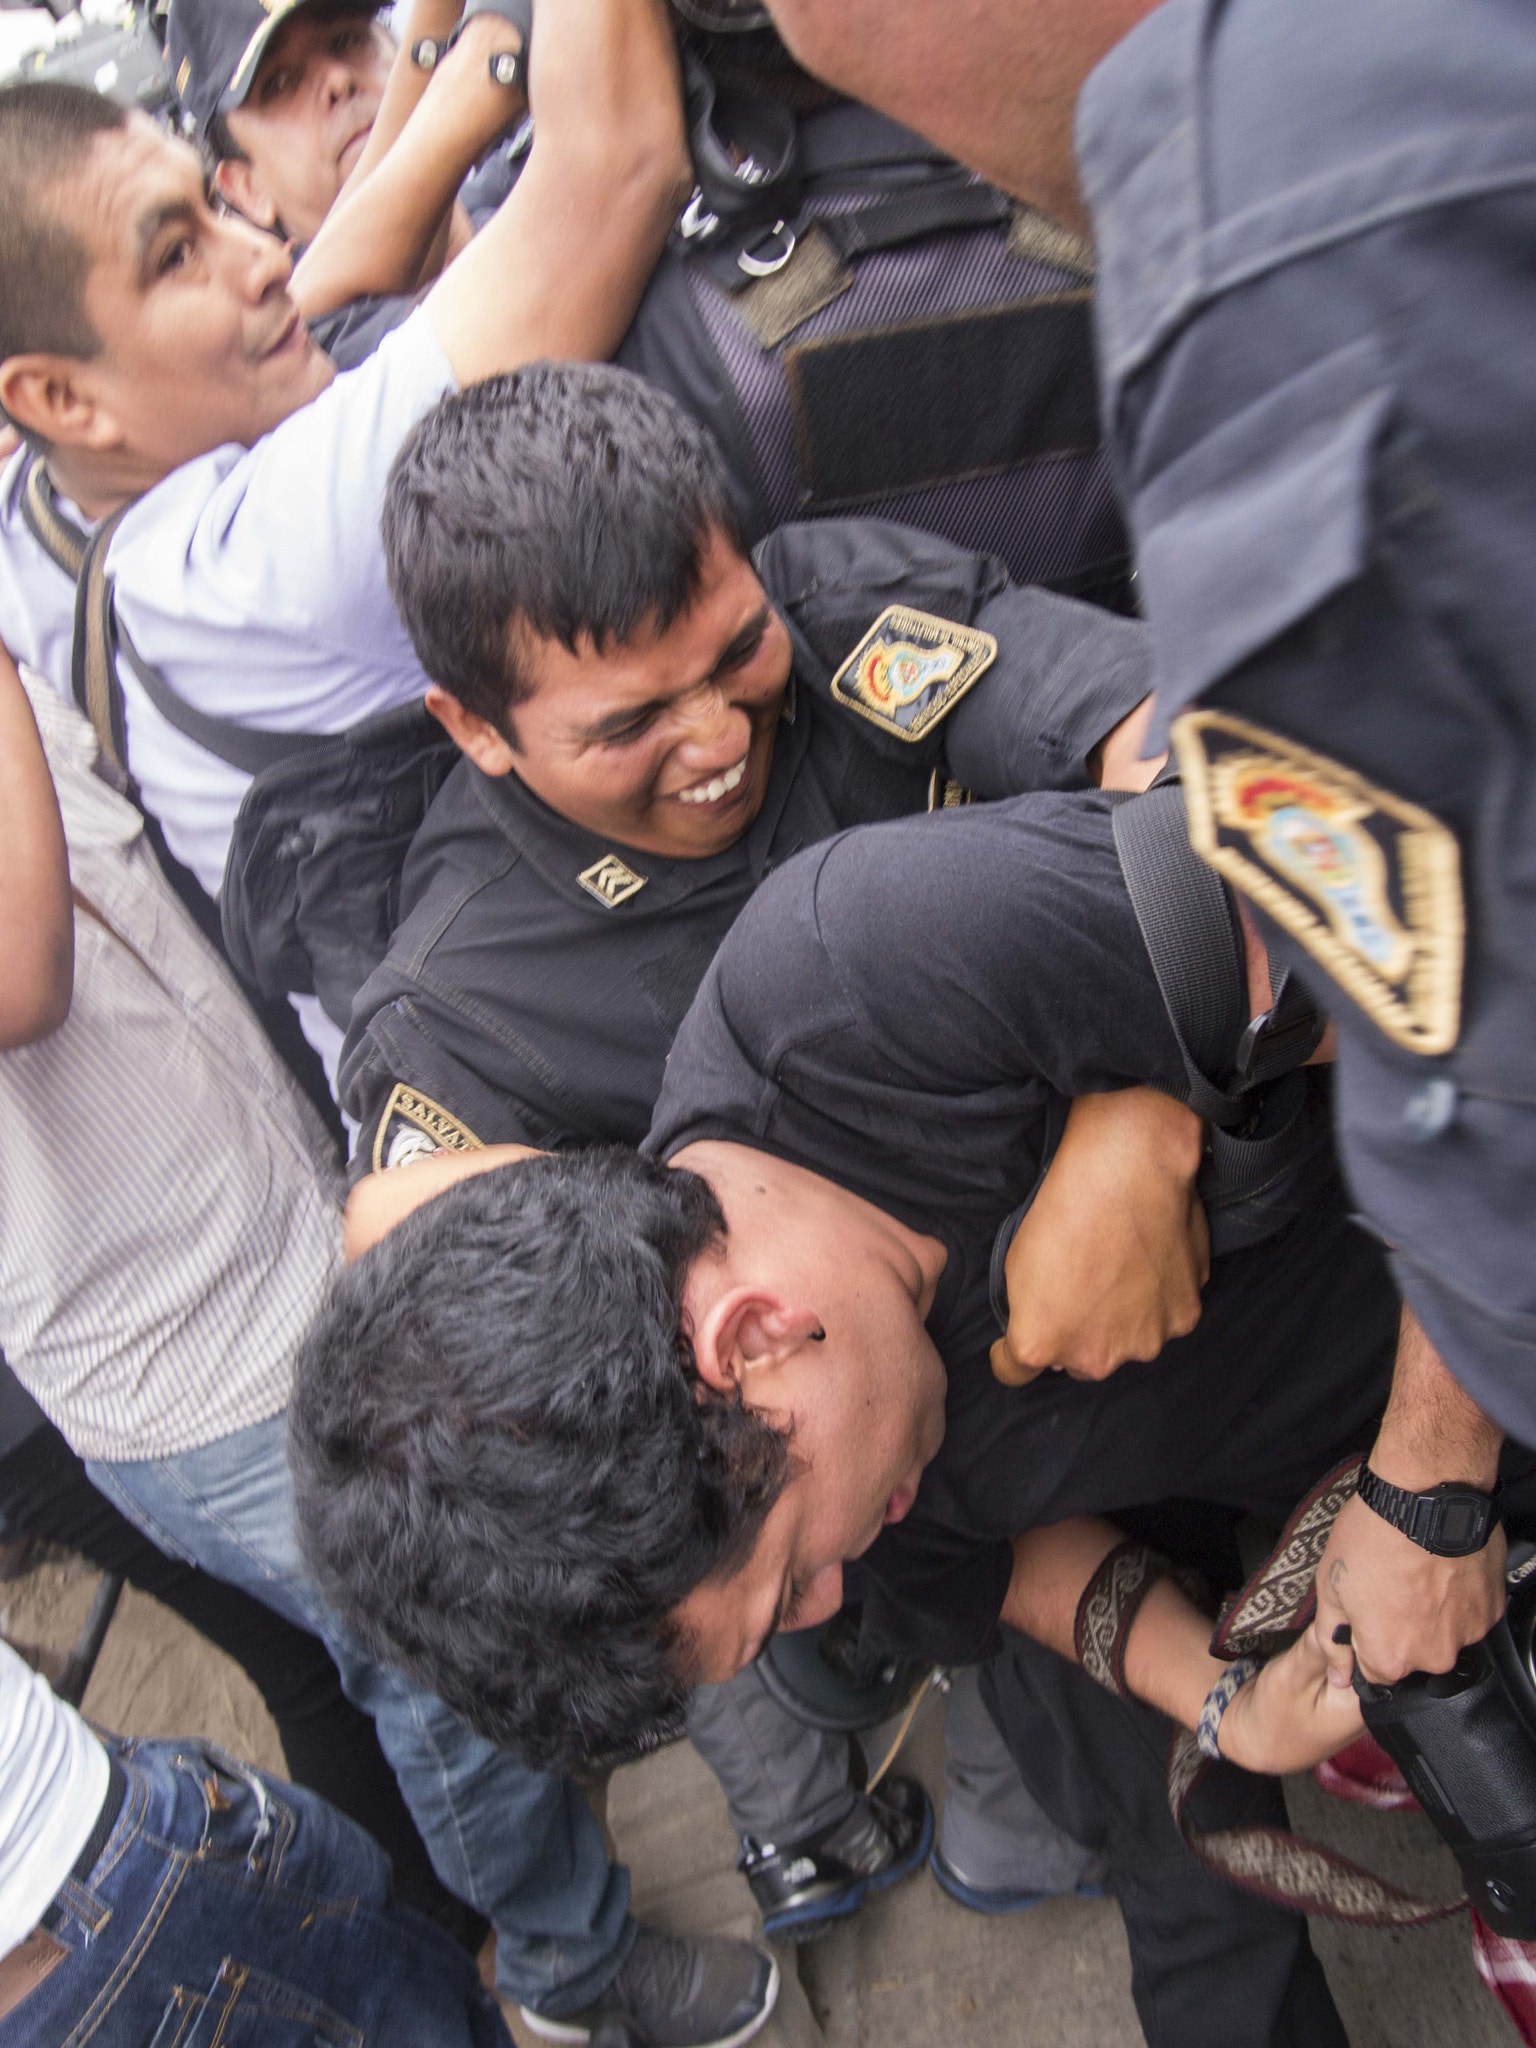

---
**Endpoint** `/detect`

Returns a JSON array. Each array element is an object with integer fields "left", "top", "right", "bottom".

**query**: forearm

[
  {"left": 0, "top": 651, "right": 72, "bottom": 1048},
  {"left": 1001, "top": 1520, "right": 1223, "bottom": 1730},
  {"left": 425, "top": 0, "right": 689, "bottom": 382},
  {"left": 1374, "top": 1303, "right": 1503, "bottom": 1489},
  {"left": 340, "top": 0, "right": 465, "bottom": 194},
  {"left": 294, "top": 18, "right": 520, "bottom": 318},
  {"left": 344, "top": 1141, "right": 541, "bottom": 1258}
]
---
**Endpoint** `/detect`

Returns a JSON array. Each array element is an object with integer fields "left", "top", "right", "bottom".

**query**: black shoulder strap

[
  {"left": 72, "top": 509, "right": 330, "bottom": 783},
  {"left": 1112, "top": 783, "right": 1325, "bottom": 1126}
]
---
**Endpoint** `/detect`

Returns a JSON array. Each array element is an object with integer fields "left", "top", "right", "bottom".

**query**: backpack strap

[
  {"left": 72, "top": 510, "right": 331, "bottom": 782},
  {"left": 1110, "top": 782, "right": 1324, "bottom": 1126},
  {"left": 21, "top": 451, "right": 89, "bottom": 580}
]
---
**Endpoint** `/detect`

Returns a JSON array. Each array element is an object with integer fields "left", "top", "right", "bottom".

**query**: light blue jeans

[{"left": 88, "top": 1411, "right": 633, "bottom": 2020}]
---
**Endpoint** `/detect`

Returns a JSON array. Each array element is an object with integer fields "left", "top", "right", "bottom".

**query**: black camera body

[{"left": 1356, "top": 1553, "right": 1536, "bottom": 1936}]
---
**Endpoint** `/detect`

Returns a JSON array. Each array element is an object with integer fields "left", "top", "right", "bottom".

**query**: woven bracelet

[
  {"left": 1073, "top": 1541, "right": 1175, "bottom": 1700},
  {"left": 1196, "top": 1655, "right": 1263, "bottom": 1762}
]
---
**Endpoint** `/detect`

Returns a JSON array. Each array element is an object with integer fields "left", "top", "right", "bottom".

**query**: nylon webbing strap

[
  {"left": 21, "top": 454, "right": 88, "bottom": 580},
  {"left": 816, "top": 176, "right": 1012, "bottom": 264},
  {"left": 71, "top": 504, "right": 329, "bottom": 781},
  {"left": 113, "top": 624, "right": 330, "bottom": 779},
  {"left": 1111, "top": 785, "right": 1250, "bottom": 1127},
  {"left": 1168, "top": 1457, "right": 1466, "bottom": 1929},
  {"left": 72, "top": 507, "right": 135, "bottom": 778}
]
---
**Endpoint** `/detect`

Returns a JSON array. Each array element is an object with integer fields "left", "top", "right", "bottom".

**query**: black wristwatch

[{"left": 1356, "top": 1464, "right": 1502, "bottom": 1557}]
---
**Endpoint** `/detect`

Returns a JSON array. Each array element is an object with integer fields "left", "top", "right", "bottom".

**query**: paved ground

[{"left": 6, "top": 1549, "right": 1520, "bottom": 2047}]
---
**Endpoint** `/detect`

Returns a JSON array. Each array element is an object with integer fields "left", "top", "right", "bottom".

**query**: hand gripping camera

[{"left": 1356, "top": 1550, "right": 1536, "bottom": 1937}]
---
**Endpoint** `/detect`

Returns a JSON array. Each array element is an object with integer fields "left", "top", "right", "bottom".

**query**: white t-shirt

[
  {"left": 0, "top": 1641, "right": 108, "bottom": 1952},
  {"left": 0, "top": 308, "right": 457, "bottom": 1084},
  {"left": 0, "top": 309, "right": 454, "bottom": 895}
]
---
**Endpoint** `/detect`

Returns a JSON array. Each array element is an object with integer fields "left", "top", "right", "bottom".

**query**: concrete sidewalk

[{"left": 5, "top": 1551, "right": 1520, "bottom": 2048}]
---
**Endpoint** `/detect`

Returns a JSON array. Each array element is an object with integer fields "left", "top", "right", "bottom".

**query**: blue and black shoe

[
  {"left": 928, "top": 1844, "right": 1107, "bottom": 1917},
  {"left": 739, "top": 1775, "right": 934, "bottom": 1944}
]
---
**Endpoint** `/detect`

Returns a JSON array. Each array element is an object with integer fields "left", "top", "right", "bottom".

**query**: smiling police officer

[{"left": 343, "top": 361, "right": 1156, "bottom": 1170}]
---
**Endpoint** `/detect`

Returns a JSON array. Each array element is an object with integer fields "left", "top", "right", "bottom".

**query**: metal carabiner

[
  {"left": 679, "top": 189, "right": 721, "bottom": 242},
  {"left": 737, "top": 221, "right": 797, "bottom": 279}
]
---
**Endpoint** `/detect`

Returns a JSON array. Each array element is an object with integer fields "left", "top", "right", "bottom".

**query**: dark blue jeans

[{"left": 3, "top": 1735, "right": 512, "bottom": 2047}]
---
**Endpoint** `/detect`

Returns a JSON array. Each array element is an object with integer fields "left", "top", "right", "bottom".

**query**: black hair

[
  {"left": 0, "top": 82, "right": 127, "bottom": 370},
  {"left": 289, "top": 1148, "right": 793, "bottom": 1771},
  {"left": 382, "top": 362, "right": 744, "bottom": 733}
]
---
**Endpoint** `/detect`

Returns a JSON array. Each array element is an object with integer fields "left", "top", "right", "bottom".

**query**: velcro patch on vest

[
  {"left": 1172, "top": 710, "right": 1463, "bottom": 1055},
  {"left": 372, "top": 1083, "right": 484, "bottom": 1174},
  {"left": 830, "top": 606, "right": 997, "bottom": 742}
]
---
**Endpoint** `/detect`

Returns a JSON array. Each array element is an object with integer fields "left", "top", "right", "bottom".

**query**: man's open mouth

[{"left": 674, "top": 755, "right": 749, "bottom": 807}]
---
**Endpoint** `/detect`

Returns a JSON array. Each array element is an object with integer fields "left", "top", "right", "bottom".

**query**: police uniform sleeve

[
  {"left": 755, "top": 518, "right": 1151, "bottom": 796},
  {"left": 341, "top": 996, "right": 551, "bottom": 1183}
]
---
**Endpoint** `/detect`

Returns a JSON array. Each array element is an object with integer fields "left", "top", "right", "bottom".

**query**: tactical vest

[{"left": 618, "top": 85, "right": 1130, "bottom": 603}]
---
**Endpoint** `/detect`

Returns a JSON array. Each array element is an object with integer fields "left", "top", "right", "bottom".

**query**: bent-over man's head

[
  {"left": 385, "top": 363, "right": 795, "bottom": 861},
  {"left": 289, "top": 1143, "right": 947, "bottom": 1768}
]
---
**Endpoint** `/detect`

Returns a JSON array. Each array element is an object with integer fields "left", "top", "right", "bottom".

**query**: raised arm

[
  {"left": 0, "top": 651, "right": 72, "bottom": 1048},
  {"left": 292, "top": 2, "right": 516, "bottom": 318},
  {"left": 422, "top": 0, "right": 690, "bottom": 383}
]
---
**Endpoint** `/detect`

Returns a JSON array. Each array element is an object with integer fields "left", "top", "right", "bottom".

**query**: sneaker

[
  {"left": 519, "top": 1926, "right": 778, "bottom": 2048},
  {"left": 739, "top": 1774, "right": 934, "bottom": 1943},
  {"left": 929, "top": 1843, "right": 1107, "bottom": 1917}
]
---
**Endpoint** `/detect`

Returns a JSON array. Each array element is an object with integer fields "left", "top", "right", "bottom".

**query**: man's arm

[
  {"left": 989, "top": 1088, "right": 1208, "bottom": 1384},
  {"left": 1002, "top": 1517, "right": 1365, "bottom": 1774},
  {"left": 0, "top": 652, "right": 72, "bottom": 1049},
  {"left": 422, "top": 0, "right": 690, "bottom": 384},
  {"left": 344, "top": 1141, "right": 541, "bottom": 1258},
  {"left": 1315, "top": 1304, "right": 1506, "bottom": 1684},
  {"left": 293, "top": 8, "right": 523, "bottom": 318}
]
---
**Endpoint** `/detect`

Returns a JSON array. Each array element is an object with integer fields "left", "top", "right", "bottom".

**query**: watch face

[{"left": 1436, "top": 1497, "right": 1485, "bottom": 1551}]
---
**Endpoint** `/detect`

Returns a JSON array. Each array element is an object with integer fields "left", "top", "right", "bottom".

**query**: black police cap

[{"left": 165, "top": 0, "right": 383, "bottom": 142}]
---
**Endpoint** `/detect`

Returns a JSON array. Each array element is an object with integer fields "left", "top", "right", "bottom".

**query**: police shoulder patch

[
  {"left": 372, "top": 1083, "right": 485, "bottom": 1174},
  {"left": 1172, "top": 710, "right": 1463, "bottom": 1056},
  {"left": 830, "top": 606, "right": 997, "bottom": 742}
]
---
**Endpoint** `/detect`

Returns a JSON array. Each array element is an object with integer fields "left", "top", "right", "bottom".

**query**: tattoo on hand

[{"left": 1328, "top": 1559, "right": 1348, "bottom": 1596}]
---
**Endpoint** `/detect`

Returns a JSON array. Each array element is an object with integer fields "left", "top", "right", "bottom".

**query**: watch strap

[{"left": 1357, "top": 1464, "right": 1501, "bottom": 1557}]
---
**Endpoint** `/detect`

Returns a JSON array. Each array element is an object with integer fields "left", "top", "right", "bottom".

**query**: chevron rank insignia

[
  {"left": 372, "top": 1084, "right": 484, "bottom": 1174},
  {"left": 1172, "top": 709, "right": 1463, "bottom": 1056},
  {"left": 578, "top": 853, "right": 648, "bottom": 909},
  {"left": 830, "top": 606, "right": 997, "bottom": 741}
]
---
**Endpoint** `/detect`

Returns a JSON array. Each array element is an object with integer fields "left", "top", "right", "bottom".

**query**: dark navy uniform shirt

[
  {"left": 340, "top": 518, "right": 1151, "bottom": 1170},
  {"left": 644, "top": 793, "right": 1399, "bottom": 1663},
  {"left": 1077, "top": 0, "right": 1536, "bottom": 1441}
]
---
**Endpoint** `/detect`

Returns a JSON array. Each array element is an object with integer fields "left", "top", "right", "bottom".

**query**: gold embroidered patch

[
  {"left": 830, "top": 606, "right": 997, "bottom": 742},
  {"left": 578, "top": 853, "right": 648, "bottom": 909},
  {"left": 1172, "top": 710, "right": 1463, "bottom": 1055},
  {"left": 372, "top": 1084, "right": 484, "bottom": 1174},
  {"left": 926, "top": 770, "right": 975, "bottom": 812}
]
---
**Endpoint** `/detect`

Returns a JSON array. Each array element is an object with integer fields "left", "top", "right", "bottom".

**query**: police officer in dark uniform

[
  {"left": 339, "top": 359, "right": 1157, "bottom": 1934},
  {"left": 755, "top": 0, "right": 1535, "bottom": 1724},
  {"left": 344, "top": 368, "right": 1152, "bottom": 1170}
]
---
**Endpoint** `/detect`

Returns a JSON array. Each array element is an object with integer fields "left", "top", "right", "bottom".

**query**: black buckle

[{"left": 1233, "top": 968, "right": 1324, "bottom": 1089}]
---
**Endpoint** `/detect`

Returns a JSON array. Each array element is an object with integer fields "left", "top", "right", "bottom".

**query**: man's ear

[
  {"left": 424, "top": 685, "right": 518, "bottom": 776},
  {"left": 0, "top": 355, "right": 119, "bottom": 452},
  {"left": 213, "top": 156, "right": 280, "bottom": 232},
  {"left": 692, "top": 1285, "right": 824, "bottom": 1401}
]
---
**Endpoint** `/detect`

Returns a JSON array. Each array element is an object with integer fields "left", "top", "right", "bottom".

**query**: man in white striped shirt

[{"left": 0, "top": 666, "right": 778, "bottom": 2046}]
